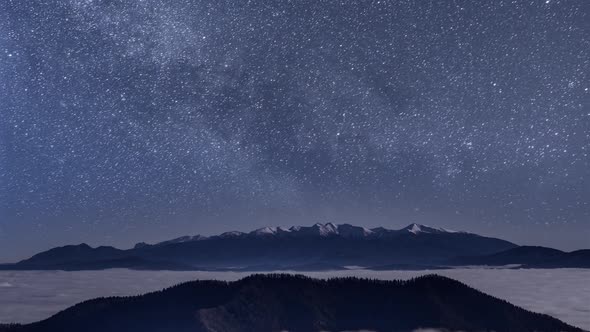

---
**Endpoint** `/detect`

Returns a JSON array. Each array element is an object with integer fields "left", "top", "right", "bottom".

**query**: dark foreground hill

[{"left": 0, "top": 274, "right": 582, "bottom": 332}]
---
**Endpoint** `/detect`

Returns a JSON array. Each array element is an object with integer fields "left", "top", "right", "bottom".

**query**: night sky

[{"left": 0, "top": 0, "right": 588, "bottom": 261}]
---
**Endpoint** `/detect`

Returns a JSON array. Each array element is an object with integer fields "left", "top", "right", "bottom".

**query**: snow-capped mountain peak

[
  {"left": 250, "top": 226, "right": 292, "bottom": 236},
  {"left": 285, "top": 223, "right": 339, "bottom": 236},
  {"left": 314, "top": 222, "right": 338, "bottom": 236},
  {"left": 251, "top": 226, "right": 278, "bottom": 235},
  {"left": 402, "top": 223, "right": 458, "bottom": 234},
  {"left": 218, "top": 231, "right": 245, "bottom": 238}
]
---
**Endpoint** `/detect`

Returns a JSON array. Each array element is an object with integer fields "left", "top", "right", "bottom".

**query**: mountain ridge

[
  {"left": 450, "top": 246, "right": 590, "bottom": 268},
  {"left": 140, "top": 222, "right": 469, "bottom": 247},
  {"left": 0, "top": 223, "right": 517, "bottom": 271}
]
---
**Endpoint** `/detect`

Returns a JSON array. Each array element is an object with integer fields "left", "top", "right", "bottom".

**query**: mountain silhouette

[
  {"left": 0, "top": 223, "right": 517, "bottom": 271},
  {"left": 450, "top": 246, "right": 590, "bottom": 268}
]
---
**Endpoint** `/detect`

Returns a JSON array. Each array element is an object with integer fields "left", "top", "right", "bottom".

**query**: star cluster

[{"left": 0, "top": 0, "right": 588, "bottom": 257}]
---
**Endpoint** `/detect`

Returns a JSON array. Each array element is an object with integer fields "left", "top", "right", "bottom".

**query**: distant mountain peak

[
  {"left": 402, "top": 223, "right": 459, "bottom": 234},
  {"left": 251, "top": 226, "right": 279, "bottom": 235},
  {"left": 312, "top": 222, "right": 339, "bottom": 235},
  {"left": 250, "top": 226, "right": 292, "bottom": 236},
  {"left": 218, "top": 231, "right": 245, "bottom": 238}
]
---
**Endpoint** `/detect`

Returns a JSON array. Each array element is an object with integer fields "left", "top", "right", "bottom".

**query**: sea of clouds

[{"left": 0, "top": 268, "right": 588, "bottom": 330}]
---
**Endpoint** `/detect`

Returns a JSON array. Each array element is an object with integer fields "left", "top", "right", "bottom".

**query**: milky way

[{"left": 0, "top": 0, "right": 588, "bottom": 259}]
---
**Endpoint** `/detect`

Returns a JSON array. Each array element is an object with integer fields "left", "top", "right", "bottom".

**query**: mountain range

[
  {"left": 0, "top": 274, "right": 582, "bottom": 332},
  {"left": 1, "top": 223, "right": 587, "bottom": 271}
]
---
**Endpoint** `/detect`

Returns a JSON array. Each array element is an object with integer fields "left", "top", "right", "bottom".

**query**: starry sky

[{"left": 0, "top": 0, "right": 588, "bottom": 261}]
